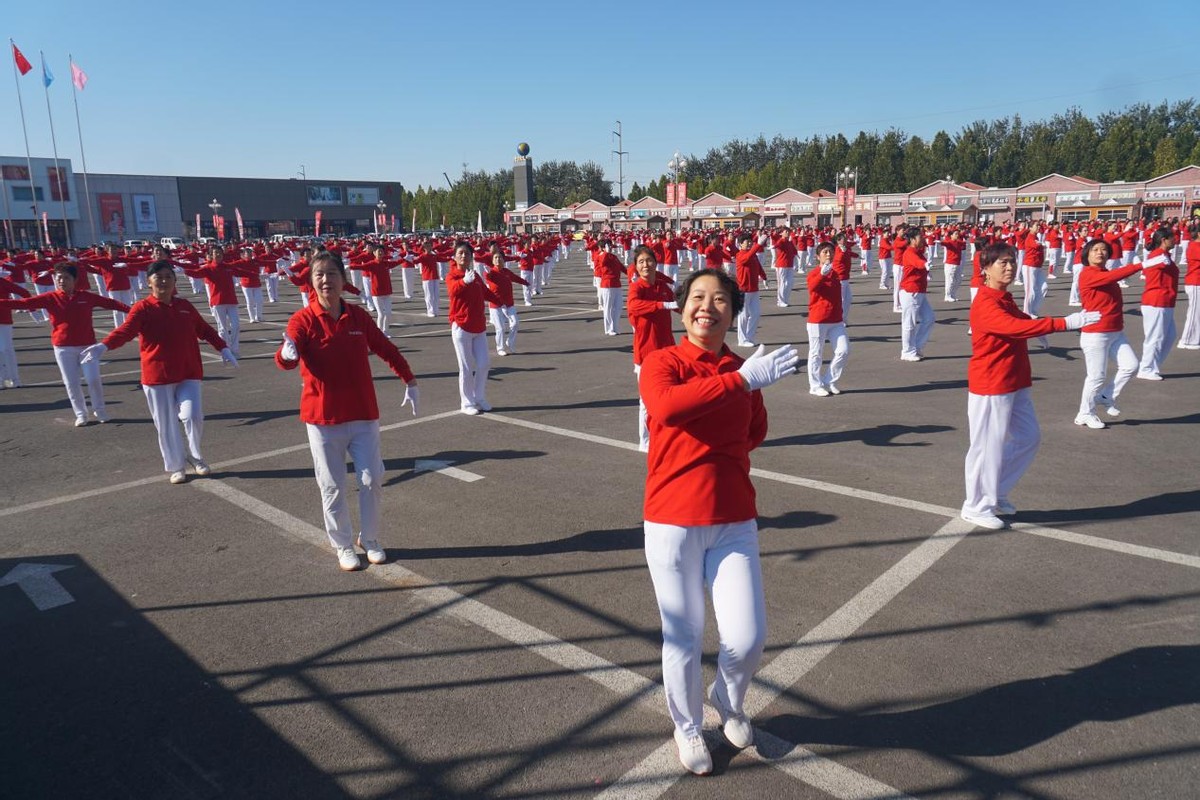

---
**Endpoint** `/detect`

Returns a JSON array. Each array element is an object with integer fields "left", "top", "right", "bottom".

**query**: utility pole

[{"left": 611, "top": 120, "right": 628, "bottom": 200}]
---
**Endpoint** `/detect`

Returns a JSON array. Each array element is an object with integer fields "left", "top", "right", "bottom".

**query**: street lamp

[
  {"left": 297, "top": 164, "right": 306, "bottom": 180},
  {"left": 376, "top": 200, "right": 387, "bottom": 235},
  {"left": 208, "top": 198, "right": 222, "bottom": 241},
  {"left": 837, "top": 166, "right": 857, "bottom": 227},
  {"left": 667, "top": 151, "right": 688, "bottom": 231},
  {"left": 502, "top": 200, "right": 509, "bottom": 234}
]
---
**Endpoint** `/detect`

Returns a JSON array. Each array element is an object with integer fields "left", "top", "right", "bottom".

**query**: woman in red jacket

[
  {"left": 484, "top": 250, "right": 529, "bottom": 356},
  {"left": 638, "top": 268, "right": 798, "bottom": 775},
  {"left": 898, "top": 227, "right": 934, "bottom": 361},
  {"left": 961, "top": 243, "right": 1097, "bottom": 530},
  {"left": 806, "top": 242, "right": 850, "bottom": 396},
  {"left": 1136, "top": 227, "right": 1180, "bottom": 379},
  {"left": 1179, "top": 221, "right": 1200, "bottom": 349},
  {"left": 82, "top": 261, "right": 236, "bottom": 484},
  {"left": 626, "top": 245, "right": 678, "bottom": 451},
  {"left": 1075, "top": 239, "right": 1144, "bottom": 429},
  {"left": 0, "top": 262, "right": 129, "bottom": 426},
  {"left": 446, "top": 242, "right": 501, "bottom": 415},
  {"left": 275, "top": 251, "right": 419, "bottom": 571}
]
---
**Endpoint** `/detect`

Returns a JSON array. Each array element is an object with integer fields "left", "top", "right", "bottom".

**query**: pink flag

[
  {"left": 196, "top": 212, "right": 201, "bottom": 238},
  {"left": 41, "top": 212, "right": 51, "bottom": 246},
  {"left": 235, "top": 207, "right": 244, "bottom": 240},
  {"left": 70, "top": 60, "right": 87, "bottom": 91},
  {"left": 315, "top": 210, "right": 322, "bottom": 238}
]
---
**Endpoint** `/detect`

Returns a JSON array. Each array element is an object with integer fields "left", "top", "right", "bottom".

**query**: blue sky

[{"left": 5, "top": 0, "right": 1198, "bottom": 195}]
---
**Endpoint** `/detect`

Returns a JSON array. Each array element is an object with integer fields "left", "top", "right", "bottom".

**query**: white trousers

[
  {"left": 189, "top": 276, "right": 205, "bottom": 295},
  {"left": 840, "top": 280, "right": 853, "bottom": 325},
  {"left": 143, "top": 380, "right": 204, "bottom": 472},
  {"left": 806, "top": 322, "right": 849, "bottom": 390},
  {"left": 1046, "top": 248, "right": 1061, "bottom": 273},
  {"left": 892, "top": 264, "right": 903, "bottom": 311},
  {"left": 372, "top": 294, "right": 393, "bottom": 333},
  {"left": 1180, "top": 285, "right": 1200, "bottom": 347},
  {"left": 265, "top": 273, "right": 279, "bottom": 303},
  {"left": 736, "top": 291, "right": 761, "bottom": 345},
  {"left": 962, "top": 388, "right": 1039, "bottom": 516},
  {"left": 210, "top": 304, "right": 240, "bottom": 355},
  {"left": 422, "top": 279, "right": 440, "bottom": 317},
  {"left": 899, "top": 290, "right": 935, "bottom": 357},
  {"left": 0, "top": 324, "right": 18, "bottom": 386},
  {"left": 599, "top": 287, "right": 622, "bottom": 335},
  {"left": 644, "top": 519, "right": 766, "bottom": 738},
  {"left": 437, "top": 261, "right": 449, "bottom": 281},
  {"left": 774, "top": 268, "right": 794, "bottom": 305},
  {"left": 1022, "top": 267, "right": 1047, "bottom": 317},
  {"left": 533, "top": 263, "right": 547, "bottom": 293},
  {"left": 1078, "top": 331, "right": 1137, "bottom": 415},
  {"left": 240, "top": 286, "right": 264, "bottom": 322},
  {"left": 400, "top": 267, "right": 415, "bottom": 299},
  {"left": 1139, "top": 305, "right": 1176, "bottom": 376},
  {"left": 634, "top": 364, "right": 649, "bottom": 452},
  {"left": 451, "top": 323, "right": 489, "bottom": 411},
  {"left": 110, "top": 289, "right": 135, "bottom": 328},
  {"left": 943, "top": 263, "right": 963, "bottom": 301},
  {"left": 489, "top": 305, "right": 519, "bottom": 352},
  {"left": 53, "top": 344, "right": 106, "bottom": 422},
  {"left": 520, "top": 270, "right": 534, "bottom": 305},
  {"left": 306, "top": 419, "right": 384, "bottom": 550},
  {"left": 879, "top": 257, "right": 892, "bottom": 289}
]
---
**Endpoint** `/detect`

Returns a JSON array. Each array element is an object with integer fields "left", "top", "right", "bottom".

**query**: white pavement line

[
  {"left": 413, "top": 459, "right": 484, "bottom": 482},
  {"left": 193, "top": 479, "right": 664, "bottom": 713},
  {"left": 0, "top": 410, "right": 461, "bottom": 519},
  {"left": 483, "top": 414, "right": 1200, "bottom": 571}
]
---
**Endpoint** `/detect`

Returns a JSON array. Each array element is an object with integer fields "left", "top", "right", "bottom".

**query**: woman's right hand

[{"left": 738, "top": 344, "right": 799, "bottom": 391}]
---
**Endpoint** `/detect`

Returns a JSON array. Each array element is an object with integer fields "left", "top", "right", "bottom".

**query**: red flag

[{"left": 12, "top": 43, "right": 33, "bottom": 76}]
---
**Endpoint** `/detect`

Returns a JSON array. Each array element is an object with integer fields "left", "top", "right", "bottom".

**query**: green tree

[
  {"left": 871, "top": 130, "right": 905, "bottom": 193},
  {"left": 928, "top": 131, "right": 955, "bottom": 182},
  {"left": 903, "top": 135, "right": 932, "bottom": 189},
  {"left": 1153, "top": 137, "right": 1180, "bottom": 176},
  {"left": 628, "top": 182, "right": 646, "bottom": 202}
]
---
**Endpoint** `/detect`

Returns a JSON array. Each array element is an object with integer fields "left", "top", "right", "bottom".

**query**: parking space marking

[{"left": 483, "top": 413, "right": 1200, "bottom": 570}]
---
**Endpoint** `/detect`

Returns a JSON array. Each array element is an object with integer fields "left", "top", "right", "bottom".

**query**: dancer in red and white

[
  {"left": 639, "top": 267, "right": 798, "bottom": 775},
  {"left": 82, "top": 260, "right": 237, "bottom": 483},
  {"left": 0, "top": 273, "right": 32, "bottom": 388},
  {"left": 1179, "top": 221, "right": 1200, "bottom": 350},
  {"left": 941, "top": 229, "right": 966, "bottom": 302},
  {"left": 181, "top": 246, "right": 256, "bottom": 357},
  {"left": 485, "top": 251, "right": 529, "bottom": 356},
  {"left": 275, "top": 251, "right": 419, "bottom": 571},
  {"left": 898, "top": 227, "right": 935, "bottom": 361},
  {"left": 806, "top": 242, "right": 849, "bottom": 396},
  {"left": 626, "top": 245, "right": 677, "bottom": 451},
  {"left": 961, "top": 242, "right": 1098, "bottom": 530},
  {"left": 595, "top": 240, "right": 625, "bottom": 336},
  {"left": 0, "top": 263, "right": 129, "bottom": 426},
  {"left": 1136, "top": 227, "right": 1180, "bottom": 380},
  {"left": 770, "top": 228, "right": 799, "bottom": 307},
  {"left": 447, "top": 242, "right": 501, "bottom": 415},
  {"left": 734, "top": 233, "right": 769, "bottom": 347}
]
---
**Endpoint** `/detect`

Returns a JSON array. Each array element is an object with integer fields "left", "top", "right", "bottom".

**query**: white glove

[
  {"left": 1063, "top": 310, "right": 1101, "bottom": 330},
  {"left": 279, "top": 335, "right": 298, "bottom": 361},
  {"left": 661, "top": 301, "right": 678, "bottom": 310},
  {"left": 220, "top": 347, "right": 238, "bottom": 367},
  {"left": 475, "top": 263, "right": 489, "bottom": 278},
  {"left": 401, "top": 384, "right": 420, "bottom": 416},
  {"left": 757, "top": 234, "right": 769, "bottom": 246},
  {"left": 820, "top": 263, "right": 833, "bottom": 275},
  {"left": 81, "top": 343, "right": 107, "bottom": 364},
  {"left": 462, "top": 268, "right": 476, "bottom": 284},
  {"left": 737, "top": 344, "right": 800, "bottom": 391}
]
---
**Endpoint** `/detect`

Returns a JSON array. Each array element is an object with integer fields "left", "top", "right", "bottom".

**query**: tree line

[{"left": 400, "top": 100, "right": 1199, "bottom": 230}]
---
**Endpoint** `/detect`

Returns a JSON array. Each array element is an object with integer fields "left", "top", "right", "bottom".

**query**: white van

[{"left": 160, "top": 237, "right": 185, "bottom": 250}]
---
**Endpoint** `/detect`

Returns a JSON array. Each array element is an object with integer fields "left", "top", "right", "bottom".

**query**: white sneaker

[
  {"left": 187, "top": 457, "right": 211, "bottom": 476},
  {"left": 708, "top": 683, "right": 754, "bottom": 748},
  {"left": 673, "top": 730, "right": 712, "bottom": 775},
  {"left": 496, "top": 349, "right": 508, "bottom": 357},
  {"left": 827, "top": 383, "right": 841, "bottom": 395},
  {"left": 1074, "top": 413, "right": 1107, "bottom": 430},
  {"left": 336, "top": 546, "right": 361, "bottom": 571},
  {"left": 168, "top": 471, "right": 187, "bottom": 485},
  {"left": 477, "top": 401, "right": 493, "bottom": 412},
  {"left": 1177, "top": 343, "right": 1200, "bottom": 350},
  {"left": 1136, "top": 372, "right": 1163, "bottom": 381},
  {"left": 93, "top": 409, "right": 110, "bottom": 423},
  {"left": 74, "top": 417, "right": 88, "bottom": 428},
  {"left": 809, "top": 386, "right": 830, "bottom": 397},
  {"left": 995, "top": 500, "right": 1017, "bottom": 516},
  {"left": 1098, "top": 395, "right": 1120, "bottom": 417},
  {"left": 900, "top": 353, "right": 923, "bottom": 362},
  {"left": 357, "top": 537, "right": 386, "bottom": 565},
  {"left": 461, "top": 406, "right": 481, "bottom": 416},
  {"left": 961, "top": 511, "right": 1008, "bottom": 530}
]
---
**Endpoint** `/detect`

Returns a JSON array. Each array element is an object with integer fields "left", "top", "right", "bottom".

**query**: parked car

[
  {"left": 160, "top": 237, "right": 185, "bottom": 250},
  {"left": 196, "top": 237, "right": 218, "bottom": 246},
  {"left": 123, "top": 239, "right": 151, "bottom": 248}
]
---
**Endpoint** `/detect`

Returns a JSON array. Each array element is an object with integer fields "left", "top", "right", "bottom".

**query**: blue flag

[{"left": 42, "top": 56, "right": 53, "bottom": 88}]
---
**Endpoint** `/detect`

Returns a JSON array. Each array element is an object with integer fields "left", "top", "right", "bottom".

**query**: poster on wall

[
  {"left": 48, "top": 167, "right": 71, "bottom": 201},
  {"left": 98, "top": 194, "right": 125, "bottom": 237},
  {"left": 346, "top": 187, "right": 379, "bottom": 206},
  {"left": 306, "top": 185, "right": 343, "bottom": 205},
  {"left": 1, "top": 165, "right": 30, "bottom": 180},
  {"left": 132, "top": 194, "right": 158, "bottom": 232}
]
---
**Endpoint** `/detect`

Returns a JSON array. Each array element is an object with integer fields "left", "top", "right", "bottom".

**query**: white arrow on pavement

[
  {"left": 413, "top": 459, "right": 484, "bottom": 483},
  {"left": 0, "top": 563, "right": 75, "bottom": 611}
]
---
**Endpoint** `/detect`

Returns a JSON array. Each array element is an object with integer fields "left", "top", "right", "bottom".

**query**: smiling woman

[{"left": 636, "top": 268, "right": 798, "bottom": 775}]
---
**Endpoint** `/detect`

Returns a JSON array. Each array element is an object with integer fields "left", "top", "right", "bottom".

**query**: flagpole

[
  {"left": 0, "top": 173, "right": 13, "bottom": 248},
  {"left": 10, "top": 40, "right": 41, "bottom": 248},
  {"left": 68, "top": 53, "right": 96, "bottom": 246},
  {"left": 40, "top": 52, "right": 71, "bottom": 248}
]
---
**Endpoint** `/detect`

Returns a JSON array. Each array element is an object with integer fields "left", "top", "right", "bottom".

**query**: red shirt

[
  {"left": 276, "top": 298, "right": 415, "bottom": 425},
  {"left": 102, "top": 295, "right": 227, "bottom": 385},
  {"left": 597, "top": 252, "right": 624, "bottom": 289},
  {"left": 349, "top": 258, "right": 400, "bottom": 296},
  {"left": 1140, "top": 249, "right": 1179, "bottom": 308},
  {"left": 832, "top": 246, "right": 855, "bottom": 281},
  {"left": 942, "top": 240, "right": 965, "bottom": 266},
  {"left": 807, "top": 268, "right": 843, "bottom": 324},
  {"left": 772, "top": 237, "right": 798, "bottom": 268},
  {"left": 1079, "top": 262, "right": 1142, "bottom": 332},
  {"left": 1186, "top": 241, "right": 1200, "bottom": 286},
  {"left": 900, "top": 247, "right": 929, "bottom": 293},
  {"left": 735, "top": 243, "right": 767, "bottom": 292},
  {"left": 184, "top": 261, "right": 256, "bottom": 306},
  {"left": 0, "top": 277, "right": 32, "bottom": 324},
  {"left": 1022, "top": 241, "right": 1046, "bottom": 267},
  {"left": 639, "top": 339, "right": 766, "bottom": 525},
  {"left": 968, "top": 285, "right": 1065, "bottom": 395},
  {"left": 446, "top": 269, "right": 500, "bottom": 333},
  {"left": 484, "top": 266, "right": 529, "bottom": 308},
  {"left": 0, "top": 290, "right": 128, "bottom": 346},
  {"left": 626, "top": 277, "right": 677, "bottom": 366}
]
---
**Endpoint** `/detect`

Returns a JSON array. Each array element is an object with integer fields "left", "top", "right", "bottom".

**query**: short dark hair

[
  {"left": 1150, "top": 227, "right": 1175, "bottom": 250},
  {"left": 904, "top": 226, "right": 923, "bottom": 244},
  {"left": 978, "top": 243, "right": 1016, "bottom": 270},
  {"left": 53, "top": 262, "right": 77, "bottom": 279},
  {"left": 631, "top": 244, "right": 656, "bottom": 265},
  {"left": 309, "top": 250, "right": 345, "bottom": 279},
  {"left": 1081, "top": 238, "right": 1111, "bottom": 264},
  {"left": 815, "top": 241, "right": 835, "bottom": 258},
  {"left": 674, "top": 267, "right": 744, "bottom": 317},
  {"left": 736, "top": 232, "right": 754, "bottom": 246},
  {"left": 146, "top": 260, "right": 175, "bottom": 278}
]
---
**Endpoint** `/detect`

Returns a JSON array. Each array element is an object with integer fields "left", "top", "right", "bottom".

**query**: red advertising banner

[
  {"left": 314, "top": 210, "right": 322, "bottom": 238},
  {"left": 676, "top": 182, "right": 687, "bottom": 207},
  {"left": 1, "top": 165, "right": 30, "bottom": 181},
  {"left": 216, "top": 216, "right": 226, "bottom": 241},
  {"left": 666, "top": 182, "right": 676, "bottom": 207},
  {"left": 48, "top": 167, "right": 70, "bottom": 201},
  {"left": 98, "top": 194, "right": 124, "bottom": 237},
  {"left": 836, "top": 188, "right": 856, "bottom": 206}
]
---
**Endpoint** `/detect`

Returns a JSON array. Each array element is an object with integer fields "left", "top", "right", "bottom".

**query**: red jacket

[
  {"left": 446, "top": 269, "right": 500, "bottom": 333},
  {"left": 1140, "top": 249, "right": 1179, "bottom": 308},
  {"left": 0, "top": 277, "right": 32, "bottom": 325},
  {"left": 484, "top": 266, "right": 529, "bottom": 308},
  {"left": 102, "top": 295, "right": 227, "bottom": 385},
  {"left": 1186, "top": 241, "right": 1200, "bottom": 286},
  {"left": 0, "top": 290, "right": 128, "bottom": 346},
  {"left": 1079, "top": 262, "right": 1142, "bottom": 333},
  {"left": 807, "top": 268, "right": 843, "bottom": 324},
  {"left": 276, "top": 298, "right": 414, "bottom": 425},
  {"left": 735, "top": 243, "right": 767, "bottom": 292},
  {"left": 183, "top": 261, "right": 256, "bottom": 306},
  {"left": 640, "top": 339, "right": 765, "bottom": 525},
  {"left": 968, "top": 286, "right": 1064, "bottom": 395},
  {"left": 900, "top": 247, "right": 929, "bottom": 294},
  {"left": 626, "top": 277, "right": 677, "bottom": 366}
]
